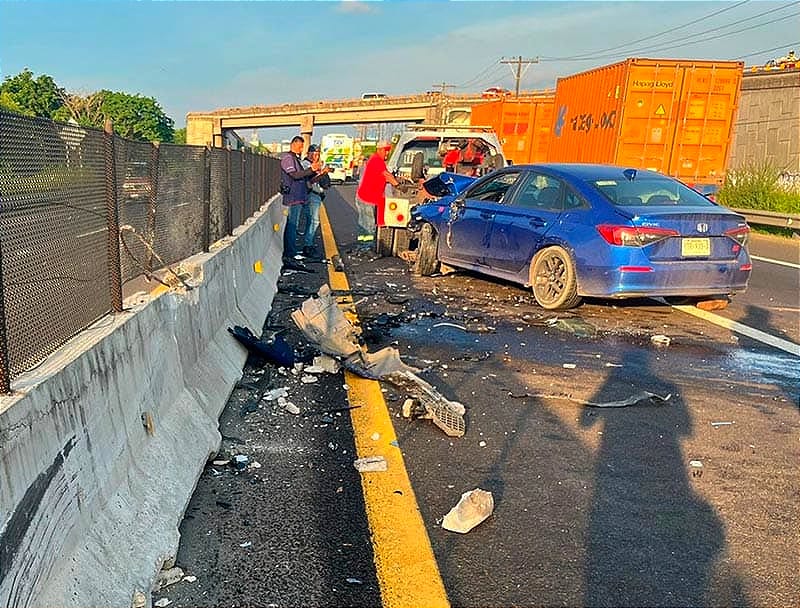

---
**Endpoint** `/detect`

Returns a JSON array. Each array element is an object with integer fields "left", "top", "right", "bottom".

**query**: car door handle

[
  {"left": 529, "top": 217, "right": 546, "bottom": 227},
  {"left": 480, "top": 212, "right": 495, "bottom": 219}
]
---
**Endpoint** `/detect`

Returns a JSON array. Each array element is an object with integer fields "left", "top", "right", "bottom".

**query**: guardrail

[{"left": 731, "top": 208, "right": 800, "bottom": 232}]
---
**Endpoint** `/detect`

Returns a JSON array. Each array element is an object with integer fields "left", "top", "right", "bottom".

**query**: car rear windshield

[{"left": 590, "top": 177, "right": 717, "bottom": 207}]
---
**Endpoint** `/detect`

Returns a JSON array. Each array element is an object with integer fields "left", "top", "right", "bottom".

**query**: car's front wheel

[
  {"left": 415, "top": 223, "right": 440, "bottom": 276},
  {"left": 530, "top": 246, "right": 581, "bottom": 310}
]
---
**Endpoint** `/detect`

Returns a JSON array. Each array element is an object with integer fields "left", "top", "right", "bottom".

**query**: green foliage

[
  {"left": 95, "top": 90, "right": 174, "bottom": 142},
  {"left": 0, "top": 68, "right": 64, "bottom": 118},
  {"left": 173, "top": 127, "right": 187, "bottom": 144},
  {"left": 0, "top": 91, "right": 26, "bottom": 114},
  {"left": 718, "top": 162, "right": 800, "bottom": 214}
]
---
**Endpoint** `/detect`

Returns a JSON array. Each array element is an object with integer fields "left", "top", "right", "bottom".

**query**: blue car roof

[{"left": 516, "top": 163, "right": 668, "bottom": 183}]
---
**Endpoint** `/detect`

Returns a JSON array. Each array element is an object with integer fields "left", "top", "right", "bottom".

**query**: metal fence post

[
  {"left": 225, "top": 148, "right": 233, "bottom": 236},
  {"left": 202, "top": 146, "right": 211, "bottom": 252},
  {"left": 0, "top": 237, "right": 11, "bottom": 394},
  {"left": 104, "top": 119, "right": 123, "bottom": 313},
  {"left": 240, "top": 149, "right": 246, "bottom": 223},
  {"left": 145, "top": 141, "right": 160, "bottom": 273}
]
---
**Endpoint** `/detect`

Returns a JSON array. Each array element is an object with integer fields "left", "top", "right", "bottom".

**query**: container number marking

[{"left": 570, "top": 110, "right": 617, "bottom": 133}]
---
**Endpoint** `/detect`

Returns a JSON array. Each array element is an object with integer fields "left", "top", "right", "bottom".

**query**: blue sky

[{"left": 1, "top": 0, "right": 798, "bottom": 140}]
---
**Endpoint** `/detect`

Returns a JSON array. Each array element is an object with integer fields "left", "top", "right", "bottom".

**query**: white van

[{"left": 361, "top": 93, "right": 387, "bottom": 100}]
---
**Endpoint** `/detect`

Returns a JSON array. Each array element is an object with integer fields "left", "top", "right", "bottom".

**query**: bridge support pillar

[{"left": 300, "top": 114, "right": 315, "bottom": 151}]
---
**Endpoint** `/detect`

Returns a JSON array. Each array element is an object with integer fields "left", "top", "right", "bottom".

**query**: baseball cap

[{"left": 308, "top": 144, "right": 319, "bottom": 152}]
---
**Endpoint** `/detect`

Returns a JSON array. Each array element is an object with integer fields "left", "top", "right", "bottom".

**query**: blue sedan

[{"left": 410, "top": 164, "right": 751, "bottom": 310}]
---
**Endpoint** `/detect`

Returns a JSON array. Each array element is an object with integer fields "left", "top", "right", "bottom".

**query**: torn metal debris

[
  {"left": 291, "top": 284, "right": 466, "bottom": 437},
  {"left": 510, "top": 391, "right": 671, "bottom": 408}
]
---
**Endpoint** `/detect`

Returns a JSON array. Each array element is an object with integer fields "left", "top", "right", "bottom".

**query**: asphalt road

[{"left": 160, "top": 185, "right": 799, "bottom": 608}]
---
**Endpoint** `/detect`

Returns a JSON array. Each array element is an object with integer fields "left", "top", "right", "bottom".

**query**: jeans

[
  {"left": 283, "top": 203, "right": 303, "bottom": 258},
  {"left": 356, "top": 196, "right": 376, "bottom": 241},
  {"left": 303, "top": 193, "right": 322, "bottom": 248}
]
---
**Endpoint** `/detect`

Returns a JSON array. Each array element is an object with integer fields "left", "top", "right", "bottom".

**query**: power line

[
  {"left": 735, "top": 41, "right": 800, "bottom": 59},
  {"left": 542, "top": 0, "right": 799, "bottom": 62},
  {"left": 542, "top": 7, "right": 800, "bottom": 63},
  {"left": 614, "top": 9, "right": 800, "bottom": 59},
  {"left": 467, "top": 64, "right": 510, "bottom": 93},
  {"left": 541, "top": 0, "right": 751, "bottom": 61},
  {"left": 455, "top": 58, "right": 502, "bottom": 88}
]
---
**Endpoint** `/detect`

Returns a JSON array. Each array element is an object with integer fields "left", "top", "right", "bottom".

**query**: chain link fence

[{"left": 0, "top": 110, "right": 281, "bottom": 392}]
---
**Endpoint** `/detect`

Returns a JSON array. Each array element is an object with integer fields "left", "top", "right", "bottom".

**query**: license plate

[{"left": 681, "top": 237, "right": 710, "bottom": 257}]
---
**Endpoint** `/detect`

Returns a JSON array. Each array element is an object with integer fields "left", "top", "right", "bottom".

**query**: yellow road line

[{"left": 319, "top": 205, "right": 449, "bottom": 608}]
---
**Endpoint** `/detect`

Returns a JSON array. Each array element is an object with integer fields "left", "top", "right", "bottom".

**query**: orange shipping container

[
  {"left": 470, "top": 93, "right": 555, "bottom": 165},
  {"left": 547, "top": 58, "right": 743, "bottom": 186}
]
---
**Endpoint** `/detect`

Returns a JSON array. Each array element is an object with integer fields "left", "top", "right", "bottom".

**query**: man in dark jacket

[
  {"left": 281, "top": 136, "right": 321, "bottom": 261},
  {"left": 302, "top": 144, "right": 331, "bottom": 258}
]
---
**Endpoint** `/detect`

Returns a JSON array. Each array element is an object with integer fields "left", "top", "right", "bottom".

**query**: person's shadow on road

[{"left": 581, "top": 348, "right": 749, "bottom": 607}]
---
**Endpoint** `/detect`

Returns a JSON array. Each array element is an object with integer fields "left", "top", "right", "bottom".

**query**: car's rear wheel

[
  {"left": 530, "top": 246, "right": 581, "bottom": 310},
  {"left": 376, "top": 226, "right": 394, "bottom": 257},
  {"left": 415, "top": 223, "right": 440, "bottom": 276}
]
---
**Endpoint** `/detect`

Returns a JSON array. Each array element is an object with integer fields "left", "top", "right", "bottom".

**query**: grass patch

[{"left": 718, "top": 163, "right": 800, "bottom": 214}]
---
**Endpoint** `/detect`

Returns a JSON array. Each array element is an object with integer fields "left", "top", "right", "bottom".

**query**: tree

[
  {"left": 173, "top": 127, "right": 186, "bottom": 144},
  {"left": 52, "top": 91, "right": 105, "bottom": 127},
  {"left": 95, "top": 90, "right": 174, "bottom": 142},
  {"left": 0, "top": 68, "right": 64, "bottom": 118}
]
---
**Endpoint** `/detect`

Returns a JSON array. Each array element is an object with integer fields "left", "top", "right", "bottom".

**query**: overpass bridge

[{"left": 185, "top": 92, "right": 490, "bottom": 147}]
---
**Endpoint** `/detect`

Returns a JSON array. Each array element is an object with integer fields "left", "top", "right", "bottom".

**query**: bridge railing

[{"left": 0, "top": 110, "right": 280, "bottom": 393}]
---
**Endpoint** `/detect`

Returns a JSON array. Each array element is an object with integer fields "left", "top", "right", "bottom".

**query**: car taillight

[
  {"left": 724, "top": 225, "right": 749, "bottom": 246},
  {"left": 597, "top": 224, "right": 679, "bottom": 247}
]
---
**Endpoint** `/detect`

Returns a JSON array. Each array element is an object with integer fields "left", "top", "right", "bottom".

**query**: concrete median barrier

[{"left": 0, "top": 195, "right": 285, "bottom": 608}]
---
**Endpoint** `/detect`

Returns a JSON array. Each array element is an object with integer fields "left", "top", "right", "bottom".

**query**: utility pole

[
  {"left": 430, "top": 82, "right": 456, "bottom": 124},
  {"left": 501, "top": 56, "right": 539, "bottom": 97},
  {"left": 431, "top": 82, "right": 456, "bottom": 97}
]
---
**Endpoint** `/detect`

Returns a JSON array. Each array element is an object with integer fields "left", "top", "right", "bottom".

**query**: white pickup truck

[{"left": 377, "top": 125, "right": 505, "bottom": 256}]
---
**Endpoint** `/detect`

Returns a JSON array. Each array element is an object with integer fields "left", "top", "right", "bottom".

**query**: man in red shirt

[
  {"left": 355, "top": 140, "right": 400, "bottom": 247},
  {"left": 443, "top": 144, "right": 461, "bottom": 172}
]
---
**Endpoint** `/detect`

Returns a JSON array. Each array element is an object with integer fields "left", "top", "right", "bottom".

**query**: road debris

[
  {"left": 263, "top": 387, "right": 289, "bottom": 401},
  {"left": 131, "top": 591, "right": 146, "bottom": 608},
  {"left": 284, "top": 402, "right": 301, "bottom": 415},
  {"left": 696, "top": 298, "right": 729, "bottom": 311},
  {"left": 346, "top": 577, "right": 363, "bottom": 585},
  {"left": 232, "top": 454, "right": 249, "bottom": 470},
  {"left": 711, "top": 421, "right": 735, "bottom": 427},
  {"left": 292, "top": 284, "right": 466, "bottom": 437},
  {"left": 510, "top": 391, "right": 671, "bottom": 408},
  {"left": 433, "top": 322, "right": 467, "bottom": 331},
  {"left": 312, "top": 354, "right": 341, "bottom": 374},
  {"left": 353, "top": 455, "right": 387, "bottom": 472},
  {"left": 228, "top": 325, "right": 296, "bottom": 367},
  {"left": 154, "top": 599, "right": 172, "bottom": 608},
  {"left": 689, "top": 460, "right": 704, "bottom": 477},
  {"left": 239, "top": 541, "right": 252, "bottom": 548},
  {"left": 650, "top": 334, "right": 671, "bottom": 347},
  {"left": 550, "top": 317, "right": 597, "bottom": 338},
  {"left": 152, "top": 567, "right": 184, "bottom": 592},
  {"left": 182, "top": 575, "right": 197, "bottom": 583},
  {"left": 385, "top": 371, "right": 465, "bottom": 437},
  {"left": 442, "top": 488, "right": 494, "bottom": 533}
]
